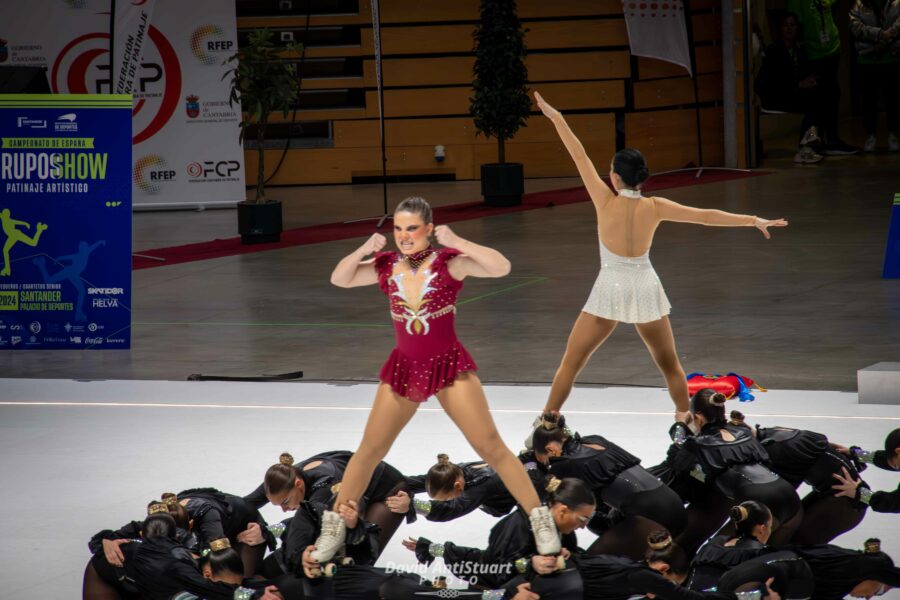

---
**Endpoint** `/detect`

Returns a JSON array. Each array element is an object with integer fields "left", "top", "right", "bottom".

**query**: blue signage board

[
  {"left": 885, "top": 193, "right": 900, "bottom": 279},
  {"left": 0, "top": 94, "right": 132, "bottom": 349}
]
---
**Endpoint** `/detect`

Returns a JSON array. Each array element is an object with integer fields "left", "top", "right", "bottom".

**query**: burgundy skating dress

[{"left": 374, "top": 247, "right": 478, "bottom": 402}]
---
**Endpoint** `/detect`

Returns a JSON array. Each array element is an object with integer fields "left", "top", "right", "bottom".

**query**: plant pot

[
  {"left": 237, "top": 200, "right": 283, "bottom": 244},
  {"left": 480, "top": 163, "right": 524, "bottom": 207}
]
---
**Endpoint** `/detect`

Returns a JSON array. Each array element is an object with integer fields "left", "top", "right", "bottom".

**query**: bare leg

[
  {"left": 544, "top": 312, "right": 619, "bottom": 413},
  {"left": 333, "top": 384, "right": 419, "bottom": 509},
  {"left": 438, "top": 373, "right": 542, "bottom": 512},
  {"left": 634, "top": 316, "right": 689, "bottom": 413}
]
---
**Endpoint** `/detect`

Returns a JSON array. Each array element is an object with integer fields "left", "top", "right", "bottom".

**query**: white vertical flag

[
  {"left": 622, "top": 0, "right": 693, "bottom": 76},
  {"left": 113, "top": 0, "right": 156, "bottom": 94}
]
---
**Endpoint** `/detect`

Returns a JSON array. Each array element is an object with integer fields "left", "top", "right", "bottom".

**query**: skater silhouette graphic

[
  {"left": 1, "top": 208, "right": 48, "bottom": 276},
  {"left": 33, "top": 240, "right": 106, "bottom": 322}
]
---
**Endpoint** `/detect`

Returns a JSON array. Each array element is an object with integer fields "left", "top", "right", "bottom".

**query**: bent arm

[
  {"left": 330, "top": 249, "right": 378, "bottom": 288},
  {"left": 447, "top": 238, "right": 510, "bottom": 279},
  {"left": 654, "top": 197, "right": 757, "bottom": 227}
]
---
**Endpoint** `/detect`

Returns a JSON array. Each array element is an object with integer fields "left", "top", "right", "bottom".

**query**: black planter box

[
  {"left": 480, "top": 162, "right": 524, "bottom": 207},
  {"left": 237, "top": 200, "right": 283, "bottom": 244}
]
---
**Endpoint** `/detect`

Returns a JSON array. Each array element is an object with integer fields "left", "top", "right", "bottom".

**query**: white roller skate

[
  {"left": 529, "top": 505, "right": 561, "bottom": 555},
  {"left": 309, "top": 510, "right": 346, "bottom": 563}
]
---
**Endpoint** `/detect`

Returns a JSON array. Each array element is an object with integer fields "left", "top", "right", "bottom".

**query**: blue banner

[
  {"left": 884, "top": 193, "right": 900, "bottom": 279},
  {"left": 0, "top": 94, "right": 132, "bottom": 349}
]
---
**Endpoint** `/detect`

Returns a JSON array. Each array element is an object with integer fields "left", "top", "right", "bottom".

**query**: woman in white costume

[{"left": 534, "top": 91, "right": 788, "bottom": 421}]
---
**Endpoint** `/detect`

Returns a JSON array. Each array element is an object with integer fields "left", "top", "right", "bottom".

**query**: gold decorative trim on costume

[{"left": 391, "top": 304, "right": 456, "bottom": 334}]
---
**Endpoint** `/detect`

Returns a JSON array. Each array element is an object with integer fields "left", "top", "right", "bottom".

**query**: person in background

[
  {"left": 849, "top": 0, "right": 900, "bottom": 152},
  {"left": 755, "top": 13, "right": 832, "bottom": 163},
  {"left": 786, "top": 0, "right": 860, "bottom": 155}
]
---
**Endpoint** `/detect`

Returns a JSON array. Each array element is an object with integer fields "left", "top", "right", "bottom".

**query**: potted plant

[
  {"left": 470, "top": 0, "right": 530, "bottom": 207},
  {"left": 225, "top": 28, "right": 300, "bottom": 244}
]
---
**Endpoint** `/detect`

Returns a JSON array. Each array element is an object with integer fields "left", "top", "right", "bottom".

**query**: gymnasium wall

[{"left": 236, "top": 0, "right": 726, "bottom": 185}]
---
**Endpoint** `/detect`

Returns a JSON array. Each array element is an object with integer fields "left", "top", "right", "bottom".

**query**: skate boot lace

[
  {"left": 321, "top": 513, "right": 341, "bottom": 539},
  {"left": 532, "top": 509, "right": 554, "bottom": 540}
]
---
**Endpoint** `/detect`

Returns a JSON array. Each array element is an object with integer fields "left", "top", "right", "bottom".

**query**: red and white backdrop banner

[
  {"left": 3, "top": 0, "right": 245, "bottom": 208},
  {"left": 621, "top": 0, "right": 693, "bottom": 76}
]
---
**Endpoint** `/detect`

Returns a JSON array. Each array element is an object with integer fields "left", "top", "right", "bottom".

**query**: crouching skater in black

[
  {"left": 246, "top": 451, "right": 411, "bottom": 554},
  {"left": 788, "top": 539, "right": 900, "bottom": 600},
  {"left": 832, "top": 427, "right": 900, "bottom": 514},
  {"left": 715, "top": 550, "right": 814, "bottom": 599},
  {"left": 687, "top": 501, "right": 776, "bottom": 592},
  {"left": 385, "top": 452, "right": 544, "bottom": 523},
  {"left": 259, "top": 498, "right": 394, "bottom": 600},
  {"left": 381, "top": 477, "right": 590, "bottom": 600},
  {"left": 161, "top": 488, "right": 273, "bottom": 577},
  {"left": 653, "top": 390, "right": 801, "bottom": 553},
  {"left": 530, "top": 412, "right": 687, "bottom": 560},
  {"left": 126, "top": 511, "right": 281, "bottom": 600},
  {"left": 83, "top": 500, "right": 201, "bottom": 600},
  {"left": 731, "top": 411, "right": 870, "bottom": 543},
  {"left": 572, "top": 529, "right": 782, "bottom": 600}
]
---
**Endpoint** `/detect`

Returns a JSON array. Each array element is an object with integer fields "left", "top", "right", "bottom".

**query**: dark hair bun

[
  {"left": 279, "top": 452, "right": 294, "bottom": 465},
  {"left": 636, "top": 165, "right": 650, "bottom": 185},
  {"left": 612, "top": 148, "right": 650, "bottom": 188},
  {"left": 731, "top": 505, "right": 749, "bottom": 523},
  {"left": 711, "top": 393, "right": 727, "bottom": 406},
  {"left": 647, "top": 529, "right": 673, "bottom": 550},
  {"left": 436, "top": 453, "right": 450, "bottom": 465}
]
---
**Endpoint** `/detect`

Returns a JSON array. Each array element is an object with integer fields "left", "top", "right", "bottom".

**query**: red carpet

[{"left": 133, "top": 169, "right": 767, "bottom": 270}]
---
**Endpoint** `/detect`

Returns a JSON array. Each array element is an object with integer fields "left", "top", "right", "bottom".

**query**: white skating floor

[{"left": 1, "top": 378, "right": 899, "bottom": 597}]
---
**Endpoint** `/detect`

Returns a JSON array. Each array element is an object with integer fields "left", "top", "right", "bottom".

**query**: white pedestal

[{"left": 858, "top": 362, "right": 900, "bottom": 404}]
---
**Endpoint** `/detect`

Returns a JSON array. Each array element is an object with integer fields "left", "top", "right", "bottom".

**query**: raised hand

[
  {"left": 434, "top": 225, "right": 462, "bottom": 249},
  {"left": 359, "top": 233, "right": 387, "bottom": 256},
  {"left": 754, "top": 217, "right": 788, "bottom": 239},
  {"left": 534, "top": 91, "right": 561, "bottom": 121}
]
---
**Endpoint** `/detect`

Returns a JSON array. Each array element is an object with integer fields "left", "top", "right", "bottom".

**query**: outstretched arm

[
  {"left": 88, "top": 240, "right": 106, "bottom": 253},
  {"left": 11, "top": 219, "right": 30, "bottom": 228},
  {"left": 535, "top": 91, "right": 614, "bottom": 208},
  {"left": 653, "top": 197, "right": 788, "bottom": 239},
  {"left": 439, "top": 225, "right": 511, "bottom": 280},
  {"left": 330, "top": 233, "right": 385, "bottom": 288}
]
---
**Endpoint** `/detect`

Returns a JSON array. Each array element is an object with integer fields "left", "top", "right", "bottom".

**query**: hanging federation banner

[
  {"left": 3, "top": 0, "right": 245, "bottom": 209},
  {"left": 0, "top": 94, "right": 132, "bottom": 349}
]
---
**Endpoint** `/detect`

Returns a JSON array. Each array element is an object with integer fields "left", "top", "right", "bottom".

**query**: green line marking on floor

[
  {"left": 457, "top": 276, "right": 547, "bottom": 306},
  {"left": 134, "top": 277, "right": 547, "bottom": 328}
]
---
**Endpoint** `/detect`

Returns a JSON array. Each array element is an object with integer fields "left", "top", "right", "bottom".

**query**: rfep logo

[
  {"left": 134, "top": 154, "right": 175, "bottom": 193},
  {"left": 190, "top": 24, "right": 233, "bottom": 65}
]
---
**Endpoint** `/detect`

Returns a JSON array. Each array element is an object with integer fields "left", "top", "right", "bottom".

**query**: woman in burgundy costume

[{"left": 313, "top": 197, "right": 561, "bottom": 564}]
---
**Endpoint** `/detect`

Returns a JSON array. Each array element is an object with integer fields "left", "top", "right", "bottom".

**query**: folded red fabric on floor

[{"left": 133, "top": 170, "right": 767, "bottom": 270}]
